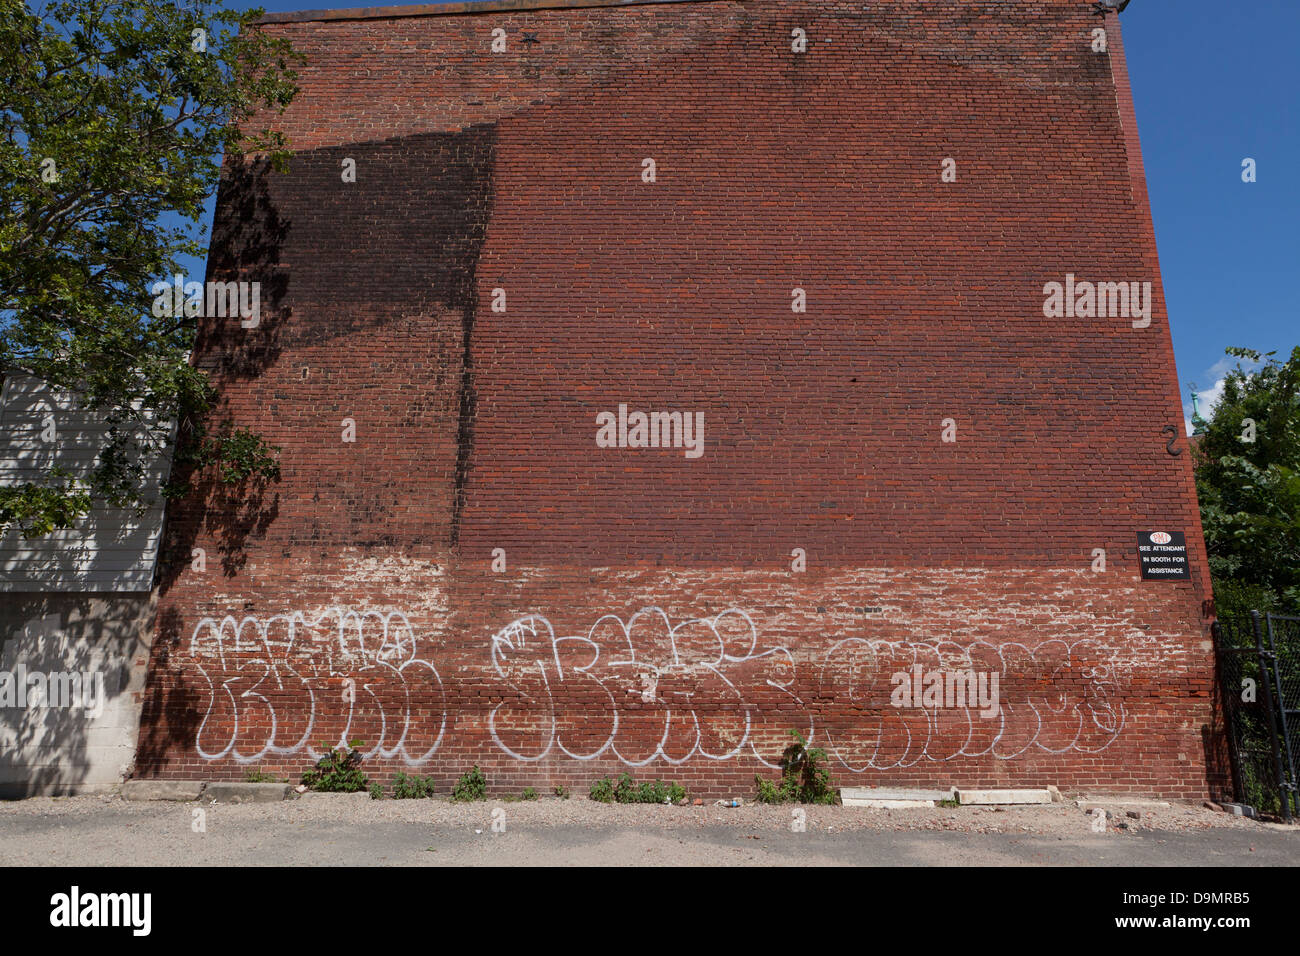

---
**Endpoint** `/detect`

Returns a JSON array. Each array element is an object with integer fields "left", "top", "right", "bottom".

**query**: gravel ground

[{"left": 1, "top": 792, "right": 1296, "bottom": 865}]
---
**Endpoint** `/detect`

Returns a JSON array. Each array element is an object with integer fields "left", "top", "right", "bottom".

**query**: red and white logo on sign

[{"left": 1149, "top": 532, "right": 1172, "bottom": 544}]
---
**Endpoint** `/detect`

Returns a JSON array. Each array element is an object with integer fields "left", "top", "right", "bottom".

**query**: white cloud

[
  {"left": 1184, "top": 354, "right": 1260, "bottom": 435},
  {"left": 1205, "top": 356, "right": 1237, "bottom": 381}
]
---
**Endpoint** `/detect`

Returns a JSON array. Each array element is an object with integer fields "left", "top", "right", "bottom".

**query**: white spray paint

[
  {"left": 818, "top": 636, "right": 1126, "bottom": 770},
  {"left": 488, "top": 607, "right": 811, "bottom": 768},
  {"left": 185, "top": 607, "right": 444, "bottom": 765}
]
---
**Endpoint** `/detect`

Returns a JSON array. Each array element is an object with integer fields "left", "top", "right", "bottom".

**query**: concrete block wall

[{"left": 0, "top": 593, "right": 155, "bottom": 796}]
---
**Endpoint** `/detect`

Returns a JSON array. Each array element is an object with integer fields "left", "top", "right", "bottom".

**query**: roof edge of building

[{"left": 256, "top": 0, "right": 720, "bottom": 26}]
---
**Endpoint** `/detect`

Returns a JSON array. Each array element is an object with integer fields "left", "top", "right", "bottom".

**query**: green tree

[
  {"left": 1194, "top": 346, "right": 1300, "bottom": 616},
  {"left": 0, "top": 0, "right": 299, "bottom": 537}
]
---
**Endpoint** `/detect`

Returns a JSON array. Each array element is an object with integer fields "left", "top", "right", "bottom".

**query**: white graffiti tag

[
  {"left": 818, "top": 637, "right": 1125, "bottom": 770},
  {"left": 489, "top": 608, "right": 810, "bottom": 768},
  {"left": 185, "top": 608, "right": 445, "bottom": 765}
]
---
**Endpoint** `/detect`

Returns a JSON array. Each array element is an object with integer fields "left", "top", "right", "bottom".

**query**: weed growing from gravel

[
  {"left": 245, "top": 767, "right": 287, "bottom": 783},
  {"left": 302, "top": 740, "right": 368, "bottom": 793},
  {"left": 451, "top": 765, "right": 487, "bottom": 802},
  {"left": 754, "top": 730, "right": 838, "bottom": 805},
  {"left": 391, "top": 772, "right": 436, "bottom": 799},
  {"left": 589, "top": 772, "right": 685, "bottom": 804}
]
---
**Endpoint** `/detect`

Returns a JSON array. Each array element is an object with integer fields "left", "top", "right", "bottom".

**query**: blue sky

[
  {"left": 199, "top": 0, "right": 1297, "bottom": 430},
  {"left": 1120, "top": 0, "right": 1298, "bottom": 430}
]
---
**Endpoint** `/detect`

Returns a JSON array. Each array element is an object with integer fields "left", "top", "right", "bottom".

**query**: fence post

[
  {"left": 1265, "top": 613, "right": 1299, "bottom": 820},
  {"left": 1213, "top": 621, "right": 1246, "bottom": 803},
  {"left": 1252, "top": 610, "right": 1291, "bottom": 822}
]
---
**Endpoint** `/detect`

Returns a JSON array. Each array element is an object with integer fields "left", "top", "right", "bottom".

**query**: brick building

[{"left": 133, "top": 0, "right": 1219, "bottom": 798}]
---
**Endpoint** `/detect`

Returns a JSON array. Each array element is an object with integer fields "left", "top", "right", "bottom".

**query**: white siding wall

[{"left": 0, "top": 373, "right": 174, "bottom": 592}]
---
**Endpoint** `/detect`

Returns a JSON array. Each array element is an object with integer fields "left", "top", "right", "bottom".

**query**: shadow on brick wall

[{"left": 156, "top": 125, "right": 498, "bottom": 584}]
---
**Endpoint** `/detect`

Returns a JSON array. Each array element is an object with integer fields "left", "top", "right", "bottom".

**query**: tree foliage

[
  {"left": 0, "top": 0, "right": 299, "bottom": 537},
  {"left": 1194, "top": 346, "right": 1300, "bottom": 616}
]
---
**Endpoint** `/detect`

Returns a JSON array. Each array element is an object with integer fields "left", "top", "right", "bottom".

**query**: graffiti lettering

[
  {"left": 488, "top": 607, "right": 810, "bottom": 768},
  {"left": 184, "top": 608, "right": 444, "bottom": 765}
]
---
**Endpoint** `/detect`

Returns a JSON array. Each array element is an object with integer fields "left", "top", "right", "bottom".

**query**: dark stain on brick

[
  {"left": 228, "top": 126, "right": 498, "bottom": 350},
  {"left": 445, "top": 127, "right": 498, "bottom": 551},
  {"left": 163, "top": 127, "right": 498, "bottom": 567},
  {"left": 201, "top": 155, "right": 291, "bottom": 384},
  {"left": 266, "top": 126, "right": 497, "bottom": 550}
]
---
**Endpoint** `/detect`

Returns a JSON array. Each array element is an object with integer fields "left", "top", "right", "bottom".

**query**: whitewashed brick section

[{"left": 0, "top": 373, "right": 174, "bottom": 592}]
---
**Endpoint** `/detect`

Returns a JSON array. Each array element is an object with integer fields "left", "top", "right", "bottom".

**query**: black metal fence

[{"left": 1214, "top": 611, "right": 1300, "bottom": 820}]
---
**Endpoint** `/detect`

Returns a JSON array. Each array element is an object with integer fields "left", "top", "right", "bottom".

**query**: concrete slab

[
  {"left": 840, "top": 787, "right": 955, "bottom": 802},
  {"left": 204, "top": 782, "right": 295, "bottom": 804},
  {"left": 843, "top": 798, "right": 936, "bottom": 809},
  {"left": 1077, "top": 797, "right": 1172, "bottom": 812},
  {"left": 956, "top": 788, "right": 1053, "bottom": 806},
  {"left": 297, "top": 790, "right": 372, "bottom": 805},
  {"left": 122, "top": 780, "right": 206, "bottom": 801}
]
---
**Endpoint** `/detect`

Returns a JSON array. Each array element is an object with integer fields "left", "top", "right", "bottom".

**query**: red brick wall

[{"left": 135, "top": 0, "right": 1220, "bottom": 798}]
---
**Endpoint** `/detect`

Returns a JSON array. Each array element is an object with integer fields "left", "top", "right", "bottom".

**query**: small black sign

[{"left": 1137, "top": 530, "right": 1190, "bottom": 580}]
